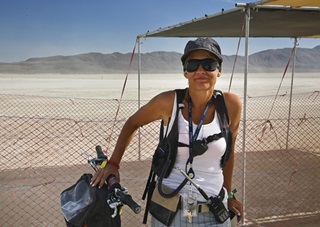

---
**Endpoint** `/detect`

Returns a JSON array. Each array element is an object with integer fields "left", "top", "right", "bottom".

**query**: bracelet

[
  {"left": 228, "top": 189, "right": 237, "bottom": 199},
  {"left": 107, "top": 160, "right": 120, "bottom": 169}
]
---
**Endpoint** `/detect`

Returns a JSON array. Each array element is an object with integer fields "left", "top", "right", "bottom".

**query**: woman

[{"left": 91, "top": 37, "right": 243, "bottom": 226}]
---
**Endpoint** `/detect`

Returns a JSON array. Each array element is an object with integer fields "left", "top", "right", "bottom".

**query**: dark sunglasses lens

[
  {"left": 185, "top": 61, "right": 200, "bottom": 72},
  {"left": 185, "top": 59, "right": 219, "bottom": 72},
  {"left": 202, "top": 60, "right": 219, "bottom": 71}
]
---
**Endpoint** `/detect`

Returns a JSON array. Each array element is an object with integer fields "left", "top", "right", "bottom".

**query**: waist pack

[
  {"left": 149, "top": 184, "right": 181, "bottom": 226},
  {"left": 60, "top": 173, "right": 121, "bottom": 227}
]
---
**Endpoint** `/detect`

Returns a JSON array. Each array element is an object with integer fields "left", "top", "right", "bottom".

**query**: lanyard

[{"left": 187, "top": 94, "right": 211, "bottom": 178}]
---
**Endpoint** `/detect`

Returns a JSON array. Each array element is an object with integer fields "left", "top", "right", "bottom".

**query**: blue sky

[{"left": 1, "top": 0, "right": 319, "bottom": 62}]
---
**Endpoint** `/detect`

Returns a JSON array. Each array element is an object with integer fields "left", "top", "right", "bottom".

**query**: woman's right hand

[{"left": 90, "top": 163, "right": 120, "bottom": 189}]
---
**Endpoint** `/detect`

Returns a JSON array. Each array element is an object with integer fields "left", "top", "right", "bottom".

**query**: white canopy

[{"left": 138, "top": 3, "right": 320, "bottom": 39}]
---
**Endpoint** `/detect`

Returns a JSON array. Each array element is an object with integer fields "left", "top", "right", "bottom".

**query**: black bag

[
  {"left": 151, "top": 138, "right": 172, "bottom": 177},
  {"left": 149, "top": 200, "right": 178, "bottom": 226},
  {"left": 148, "top": 184, "right": 180, "bottom": 226},
  {"left": 60, "top": 173, "right": 121, "bottom": 227}
]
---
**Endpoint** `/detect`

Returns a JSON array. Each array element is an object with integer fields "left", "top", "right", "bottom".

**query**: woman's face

[{"left": 184, "top": 50, "right": 221, "bottom": 91}]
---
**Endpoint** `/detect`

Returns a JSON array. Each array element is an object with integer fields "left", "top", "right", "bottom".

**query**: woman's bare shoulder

[
  {"left": 223, "top": 92, "right": 242, "bottom": 110},
  {"left": 146, "top": 90, "right": 176, "bottom": 119},
  {"left": 150, "top": 90, "right": 175, "bottom": 106}
]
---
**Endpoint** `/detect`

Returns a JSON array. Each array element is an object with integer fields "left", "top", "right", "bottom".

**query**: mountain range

[{"left": 1, "top": 46, "right": 319, "bottom": 74}]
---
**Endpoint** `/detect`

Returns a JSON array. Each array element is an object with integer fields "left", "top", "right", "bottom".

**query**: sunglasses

[{"left": 184, "top": 58, "right": 220, "bottom": 72}]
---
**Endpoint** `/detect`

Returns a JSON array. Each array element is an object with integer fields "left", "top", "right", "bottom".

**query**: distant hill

[{"left": 0, "top": 46, "right": 319, "bottom": 74}]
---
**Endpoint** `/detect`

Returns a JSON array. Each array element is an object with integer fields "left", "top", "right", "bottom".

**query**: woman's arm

[{"left": 90, "top": 91, "right": 175, "bottom": 188}]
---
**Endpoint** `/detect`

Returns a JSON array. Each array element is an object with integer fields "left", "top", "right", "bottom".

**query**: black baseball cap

[{"left": 181, "top": 37, "right": 223, "bottom": 64}]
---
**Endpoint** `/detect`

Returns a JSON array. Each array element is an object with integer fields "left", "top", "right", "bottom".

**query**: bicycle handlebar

[
  {"left": 95, "top": 145, "right": 108, "bottom": 160},
  {"left": 106, "top": 174, "right": 141, "bottom": 214},
  {"left": 82, "top": 145, "right": 141, "bottom": 216},
  {"left": 117, "top": 190, "right": 142, "bottom": 214}
]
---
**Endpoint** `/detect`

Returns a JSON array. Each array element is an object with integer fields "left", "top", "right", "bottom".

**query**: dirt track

[{"left": 1, "top": 149, "right": 320, "bottom": 226}]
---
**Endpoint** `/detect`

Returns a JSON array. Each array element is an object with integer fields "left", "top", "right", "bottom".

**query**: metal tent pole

[
  {"left": 286, "top": 38, "right": 297, "bottom": 149},
  {"left": 241, "top": 5, "right": 250, "bottom": 226},
  {"left": 137, "top": 37, "right": 142, "bottom": 160}
]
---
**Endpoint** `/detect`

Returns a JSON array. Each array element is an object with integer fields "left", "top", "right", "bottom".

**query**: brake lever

[
  {"left": 107, "top": 198, "right": 122, "bottom": 218},
  {"left": 82, "top": 152, "right": 98, "bottom": 171}
]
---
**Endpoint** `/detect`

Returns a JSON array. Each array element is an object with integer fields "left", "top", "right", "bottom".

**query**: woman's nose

[{"left": 196, "top": 64, "right": 205, "bottom": 72}]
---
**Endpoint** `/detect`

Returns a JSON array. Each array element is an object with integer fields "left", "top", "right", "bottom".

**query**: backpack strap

[
  {"left": 142, "top": 168, "right": 156, "bottom": 224},
  {"left": 142, "top": 89, "right": 186, "bottom": 223},
  {"left": 213, "top": 90, "right": 233, "bottom": 167},
  {"left": 157, "top": 89, "right": 189, "bottom": 198}
]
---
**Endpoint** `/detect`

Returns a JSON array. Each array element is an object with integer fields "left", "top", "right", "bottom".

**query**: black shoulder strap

[
  {"left": 158, "top": 89, "right": 185, "bottom": 141},
  {"left": 213, "top": 90, "right": 233, "bottom": 167},
  {"left": 142, "top": 88, "right": 187, "bottom": 223},
  {"left": 157, "top": 88, "right": 188, "bottom": 198},
  {"left": 176, "top": 88, "right": 186, "bottom": 103}
]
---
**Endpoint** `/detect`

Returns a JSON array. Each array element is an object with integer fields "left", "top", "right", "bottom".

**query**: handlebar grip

[
  {"left": 107, "top": 174, "right": 141, "bottom": 214},
  {"left": 119, "top": 192, "right": 142, "bottom": 214},
  {"left": 107, "top": 174, "right": 121, "bottom": 190},
  {"left": 96, "top": 145, "right": 108, "bottom": 160}
]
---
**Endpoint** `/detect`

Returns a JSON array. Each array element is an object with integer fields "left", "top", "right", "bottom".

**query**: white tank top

[{"left": 162, "top": 108, "right": 227, "bottom": 202}]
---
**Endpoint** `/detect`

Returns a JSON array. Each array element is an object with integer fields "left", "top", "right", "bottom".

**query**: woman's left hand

[{"left": 228, "top": 198, "right": 243, "bottom": 222}]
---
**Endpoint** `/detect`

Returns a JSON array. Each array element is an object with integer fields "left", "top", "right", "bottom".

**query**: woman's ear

[
  {"left": 218, "top": 70, "right": 222, "bottom": 77},
  {"left": 184, "top": 71, "right": 188, "bottom": 78}
]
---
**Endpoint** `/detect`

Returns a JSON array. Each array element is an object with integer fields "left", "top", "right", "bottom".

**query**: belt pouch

[
  {"left": 149, "top": 184, "right": 180, "bottom": 226},
  {"left": 206, "top": 188, "right": 229, "bottom": 223}
]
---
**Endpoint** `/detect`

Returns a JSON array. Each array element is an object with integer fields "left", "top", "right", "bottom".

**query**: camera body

[{"left": 192, "top": 140, "right": 208, "bottom": 157}]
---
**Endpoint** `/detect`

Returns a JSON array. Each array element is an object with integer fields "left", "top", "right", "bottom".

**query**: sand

[
  {"left": 0, "top": 72, "right": 319, "bottom": 100},
  {"left": 0, "top": 73, "right": 320, "bottom": 226}
]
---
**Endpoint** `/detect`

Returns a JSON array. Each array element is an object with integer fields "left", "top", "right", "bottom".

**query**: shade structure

[
  {"left": 261, "top": 0, "right": 320, "bottom": 8},
  {"left": 138, "top": 4, "right": 320, "bottom": 39}
]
